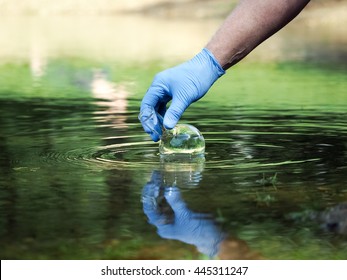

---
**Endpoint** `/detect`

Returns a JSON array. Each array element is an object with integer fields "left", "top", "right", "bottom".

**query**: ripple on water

[
  {"left": 38, "top": 134, "right": 322, "bottom": 172},
  {"left": 30, "top": 106, "right": 347, "bottom": 172},
  {"left": 39, "top": 139, "right": 160, "bottom": 170}
]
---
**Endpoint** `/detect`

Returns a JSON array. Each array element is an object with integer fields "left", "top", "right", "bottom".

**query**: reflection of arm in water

[
  {"left": 139, "top": 0, "right": 310, "bottom": 141},
  {"left": 142, "top": 170, "right": 263, "bottom": 259},
  {"left": 142, "top": 171, "right": 225, "bottom": 258}
]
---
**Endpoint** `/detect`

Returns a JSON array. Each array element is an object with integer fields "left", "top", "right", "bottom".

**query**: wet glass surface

[
  {"left": 0, "top": 12, "right": 347, "bottom": 259},
  {"left": 159, "top": 124, "right": 205, "bottom": 156}
]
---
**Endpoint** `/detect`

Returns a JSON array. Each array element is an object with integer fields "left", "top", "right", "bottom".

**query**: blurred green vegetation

[{"left": 1, "top": 58, "right": 346, "bottom": 106}]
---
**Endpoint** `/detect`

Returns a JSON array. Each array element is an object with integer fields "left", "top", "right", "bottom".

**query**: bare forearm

[{"left": 206, "top": 0, "right": 310, "bottom": 69}]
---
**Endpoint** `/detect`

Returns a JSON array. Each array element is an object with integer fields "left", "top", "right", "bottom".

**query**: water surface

[{"left": 0, "top": 57, "right": 346, "bottom": 259}]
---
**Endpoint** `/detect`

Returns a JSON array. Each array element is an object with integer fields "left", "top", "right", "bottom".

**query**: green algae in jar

[{"left": 159, "top": 124, "right": 205, "bottom": 156}]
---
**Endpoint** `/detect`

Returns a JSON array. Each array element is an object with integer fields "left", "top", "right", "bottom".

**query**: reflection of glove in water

[
  {"left": 140, "top": 48, "right": 225, "bottom": 141},
  {"left": 142, "top": 171, "right": 224, "bottom": 258}
]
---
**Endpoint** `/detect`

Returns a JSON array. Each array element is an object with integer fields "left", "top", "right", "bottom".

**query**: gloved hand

[
  {"left": 142, "top": 171, "right": 225, "bottom": 258},
  {"left": 139, "top": 48, "right": 225, "bottom": 142}
]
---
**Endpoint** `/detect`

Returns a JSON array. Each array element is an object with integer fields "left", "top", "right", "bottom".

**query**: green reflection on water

[{"left": 0, "top": 58, "right": 347, "bottom": 259}]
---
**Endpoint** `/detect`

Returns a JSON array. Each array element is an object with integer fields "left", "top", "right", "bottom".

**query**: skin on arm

[{"left": 206, "top": 0, "right": 310, "bottom": 70}]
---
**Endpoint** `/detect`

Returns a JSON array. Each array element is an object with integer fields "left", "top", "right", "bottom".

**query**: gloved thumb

[{"left": 163, "top": 99, "right": 188, "bottom": 129}]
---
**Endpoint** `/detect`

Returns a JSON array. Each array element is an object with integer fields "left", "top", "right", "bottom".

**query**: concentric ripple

[
  {"left": 39, "top": 139, "right": 160, "bottom": 170},
  {"left": 16, "top": 104, "right": 347, "bottom": 173}
]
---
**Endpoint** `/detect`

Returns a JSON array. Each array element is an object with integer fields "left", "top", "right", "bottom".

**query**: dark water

[{"left": 0, "top": 61, "right": 347, "bottom": 260}]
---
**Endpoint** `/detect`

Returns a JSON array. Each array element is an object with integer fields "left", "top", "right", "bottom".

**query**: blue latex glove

[
  {"left": 142, "top": 171, "right": 225, "bottom": 258},
  {"left": 139, "top": 48, "right": 225, "bottom": 142}
]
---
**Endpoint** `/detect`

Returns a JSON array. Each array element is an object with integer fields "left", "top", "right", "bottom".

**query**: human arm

[
  {"left": 206, "top": 0, "right": 310, "bottom": 69},
  {"left": 140, "top": 0, "right": 310, "bottom": 141}
]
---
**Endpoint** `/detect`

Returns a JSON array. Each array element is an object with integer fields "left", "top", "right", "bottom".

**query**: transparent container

[
  {"left": 159, "top": 124, "right": 205, "bottom": 156},
  {"left": 139, "top": 106, "right": 205, "bottom": 157}
]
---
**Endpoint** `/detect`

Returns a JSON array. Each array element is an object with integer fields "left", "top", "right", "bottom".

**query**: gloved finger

[
  {"left": 140, "top": 84, "right": 170, "bottom": 141},
  {"left": 163, "top": 98, "right": 189, "bottom": 129},
  {"left": 164, "top": 187, "right": 190, "bottom": 215},
  {"left": 139, "top": 105, "right": 162, "bottom": 142},
  {"left": 141, "top": 82, "right": 164, "bottom": 109}
]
